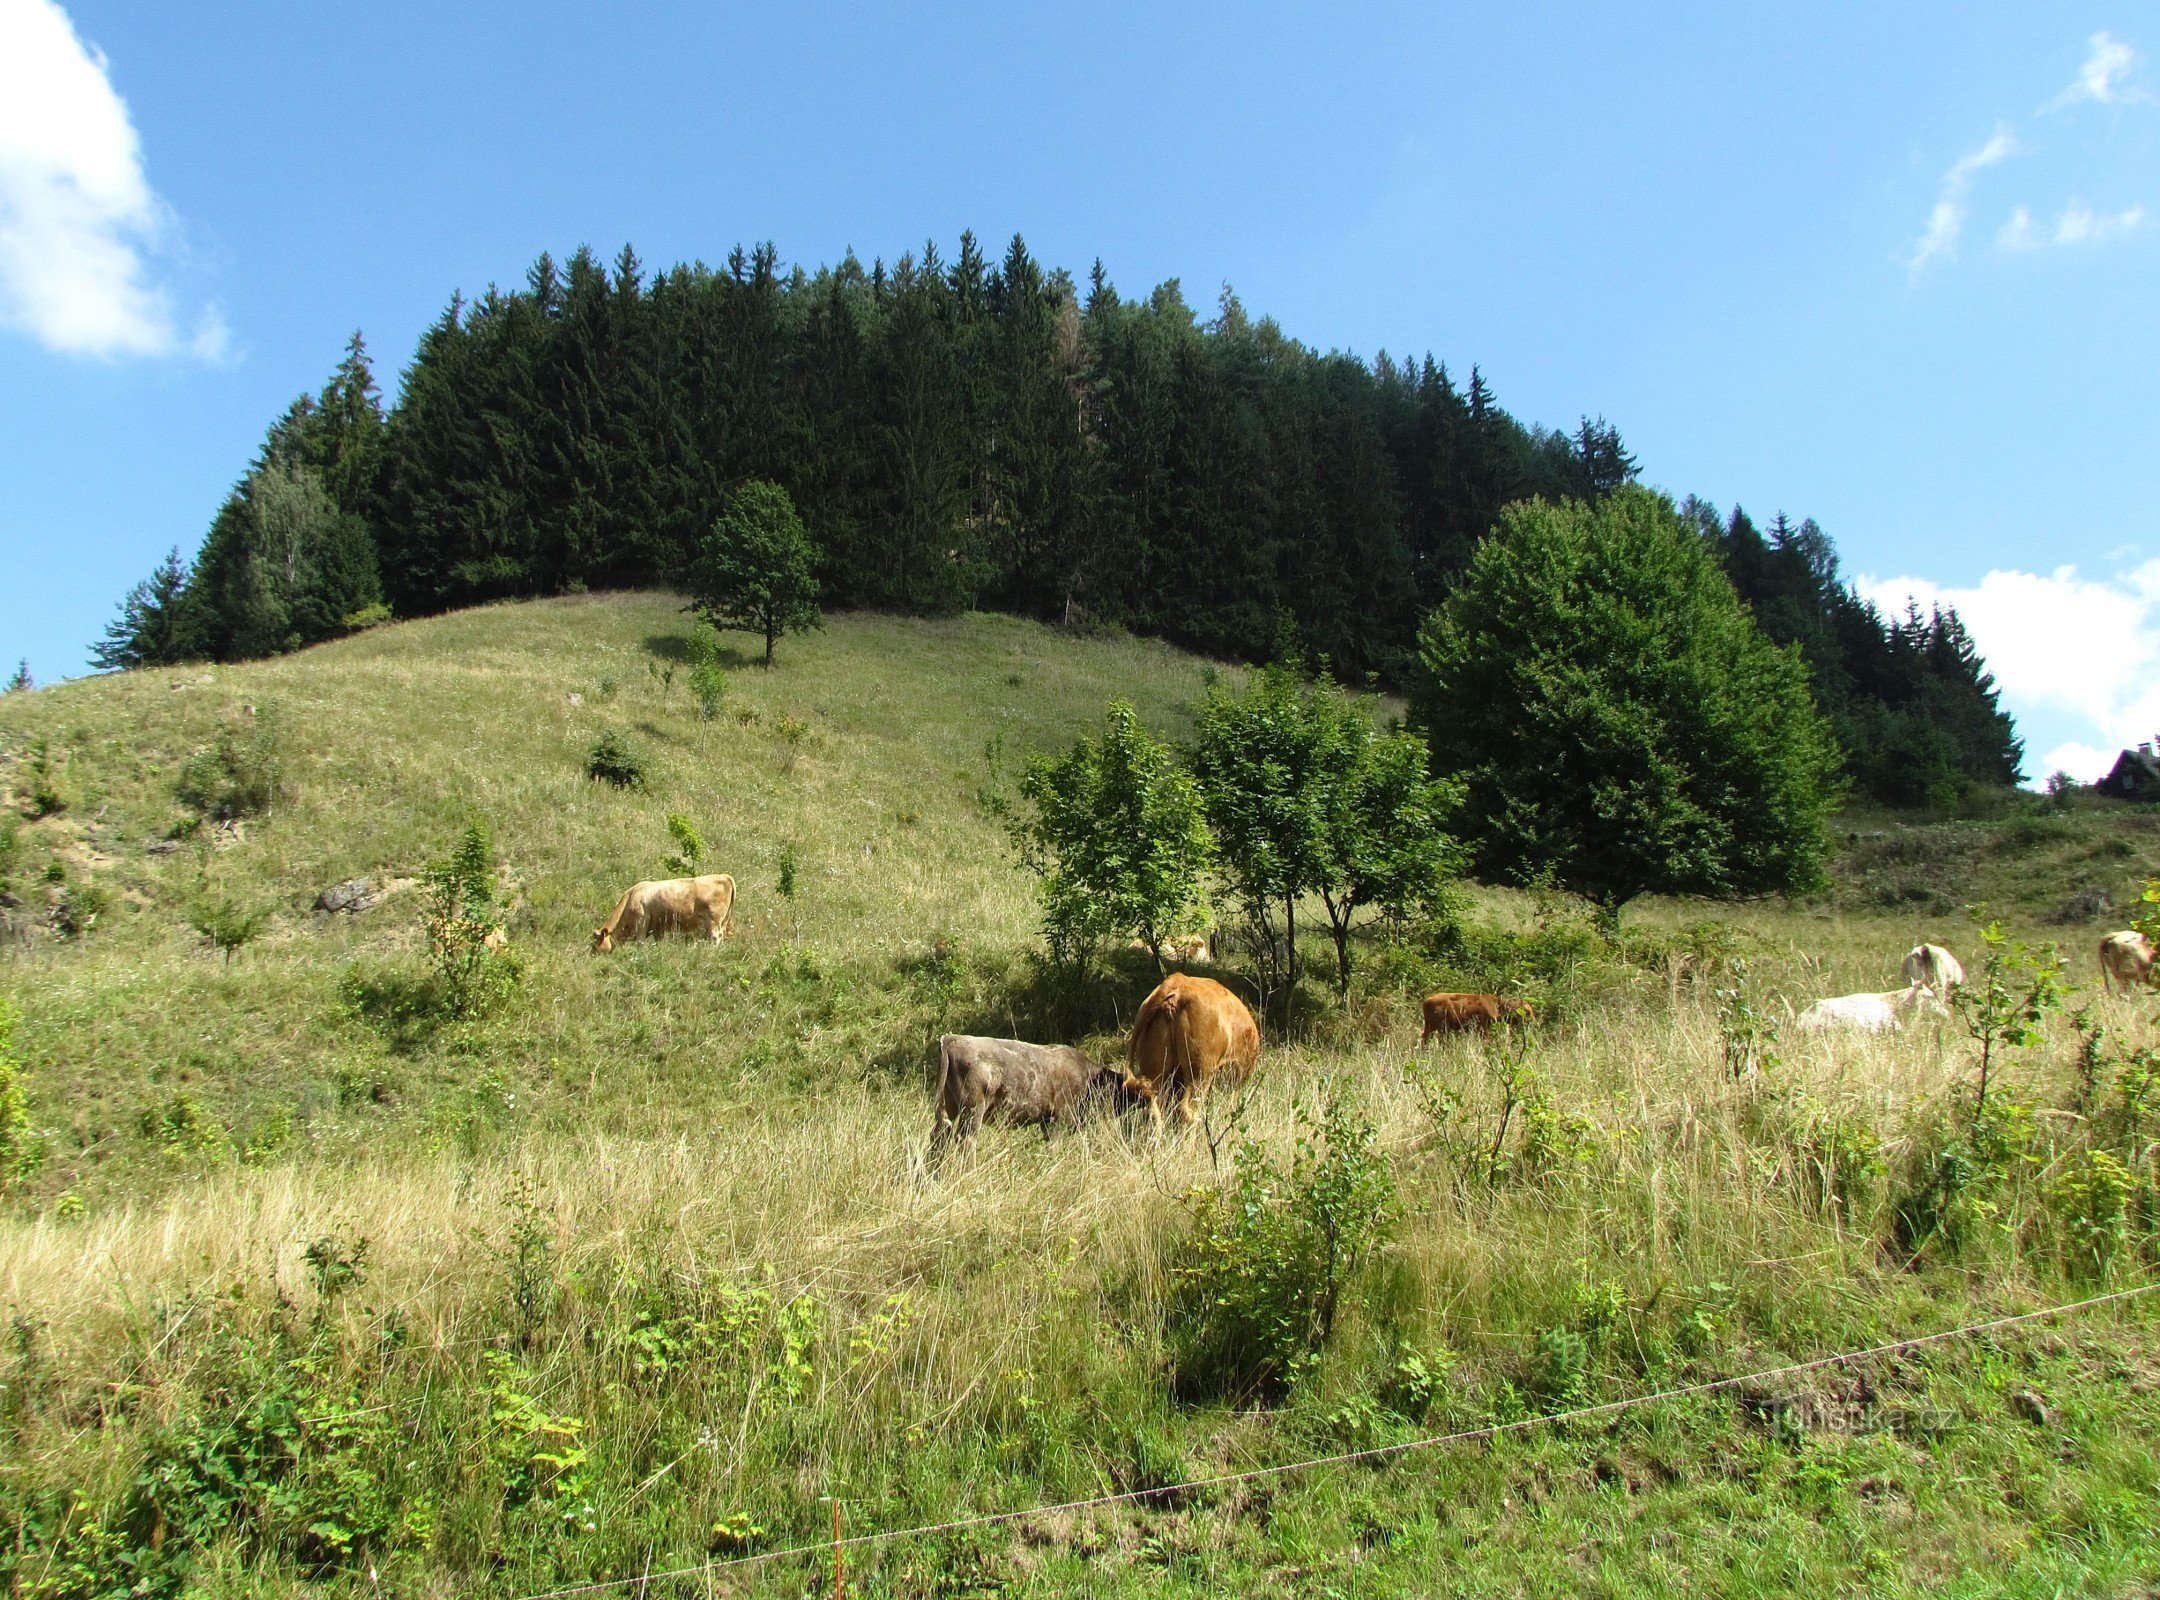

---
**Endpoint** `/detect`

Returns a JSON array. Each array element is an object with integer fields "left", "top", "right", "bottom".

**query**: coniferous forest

[{"left": 95, "top": 233, "right": 2021, "bottom": 805}]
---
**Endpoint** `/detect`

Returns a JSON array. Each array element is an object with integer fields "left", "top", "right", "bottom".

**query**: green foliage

[
  {"left": 1190, "top": 665, "right": 1335, "bottom": 992},
  {"left": 422, "top": 822, "right": 517, "bottom": 1019},
  {"left": 48, "top": 881, "right": 113, "bottom": 941},
  {"left": 684, "top": 621, "right": 729, "bottom": 718},
  {"left": 689, "top": 479, "right": 822, "bottom": 666},
  {"left": 19, "top": 738, "right": 66, "bottom": 818},
  {"left": 175, "top": 704, "right": 287, "bottom": 821},
  {"left": 1191, "top": 664, "right": 1461, "bottom": 996},
  {"left": 663, "top": 812, "right": 705, "bottom": 876},
  {"left": 3, "top": 661, "right": 28, "bottom": 694},
  {"left": 1412, "top": 488, "right": 1842, "bottom": 912},
  {"left": 91, "top": 549, "right": 195, "bottom": 671},
  {"left": 1014, "top": 699, "right": 1211, "bottom": 972},
  {"left": 1713, "top": 958, "right": 1782, "bottom": 1080},
  {"left": 1170, "top": 1091, "right": 1397, "bottom": 1402},
  {"left": 585, "top": 728, "right": 646, "bottom": 788},
  {"left": 0, "top": 1001, "right": 33, "bottom": 1191},
  {"left": 188, "top": 887, "right": 270, "bottom": 964},
  {"left": 483, "top": 1352, "right": 594, "bottom": 1532},
  {"left": 302, "top": 1231, "right": 371, "bottom": 1303},
  {"left": 775, "top": 843, "right": 799, "bottom": 902},
  {"left": 1954, "top": 919, "right": 2066, "bottom": 1119},
  {"left": 1699, "top": 501, "right": 2023, "bottom": 805}
]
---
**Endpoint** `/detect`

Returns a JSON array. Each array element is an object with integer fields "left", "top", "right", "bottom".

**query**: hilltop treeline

[{"left": 96, "top": 234, "right": 2019, "bottom": 802}]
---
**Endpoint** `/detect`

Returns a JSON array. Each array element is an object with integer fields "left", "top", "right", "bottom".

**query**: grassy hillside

[{"left": 2, "top": 595, "right": 2158, "bottom": 1599}]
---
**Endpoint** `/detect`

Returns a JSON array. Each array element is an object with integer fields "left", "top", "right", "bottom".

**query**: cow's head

[{"left": 591, "top": 926, "right": 614, "bottom": 954}]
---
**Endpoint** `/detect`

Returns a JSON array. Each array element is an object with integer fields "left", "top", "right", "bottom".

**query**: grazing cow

[
  {"left": 1900, "top": 943, "right": 1965, "bottom": 994},
  {"left": 591, "top": 874, "right": 736, "bottom": 953},
  {"left": 1795, "top": 983, "right": 1946, "bottom": 1033},
  {"left": 1420, "top": 991, "right": 1535, "bottom": 1043},
  {"left": 2099, "top": 930, "right": 2157, "bottom": 993},
  {"left": 1125, "top": 974, "right": 1261, "bottom": 1127},
  {"left": 928, "top": 1035, "right": 1125, "bottom": 1159}
]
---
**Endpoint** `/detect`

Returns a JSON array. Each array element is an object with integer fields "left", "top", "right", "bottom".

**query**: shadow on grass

[
  {"left": 642, "top": 632, "right": 759, "bottom": 670},
  {"left": 339, "top": 965, "right": 449, "bottom": 1055}
]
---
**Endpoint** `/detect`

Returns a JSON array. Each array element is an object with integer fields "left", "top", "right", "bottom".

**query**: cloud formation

[
  {"left": 0, "top": 0, "right": 224, "bottom": 358},
  {"left": 2052, "top": 30, "right": 2144, "bottom": 108},
  {"left": 1999, "top": 199, "right": 2149, "bottom": 250},
  {"left": 1858, "top": 563, "right": 2160, "bottom": 783},
  {"left": 1909, "top": 126, "right": 2017, "bottom": 274}
]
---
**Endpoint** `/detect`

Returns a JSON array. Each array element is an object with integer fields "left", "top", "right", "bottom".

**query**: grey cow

[{"left": 928, "top": 1034, "right": 1127, "bottom": 1160}]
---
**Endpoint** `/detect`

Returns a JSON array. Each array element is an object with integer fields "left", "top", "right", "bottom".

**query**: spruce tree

[{"left": 92, "top": 548, "right": 196, "bottom": 669}]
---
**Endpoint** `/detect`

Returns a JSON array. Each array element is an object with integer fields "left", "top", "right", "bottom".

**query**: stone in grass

[
  {"left": 315, "top": 876, "right": 377, "bottom": 914},
  {"left": 2007, "top": 1387, "right": 2053, "bottom": 1428}
]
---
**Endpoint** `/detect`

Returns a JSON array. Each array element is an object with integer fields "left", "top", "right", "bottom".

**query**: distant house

[{"left": 2100, "top": 744, "right": 2160, "bottom": 802}]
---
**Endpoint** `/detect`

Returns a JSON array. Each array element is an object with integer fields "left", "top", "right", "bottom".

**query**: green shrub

[
  {"left": 49, "top": 881, "right": 114, "bottom": 940},
  {"left": 188, "top": 888, "right": 270, "bottom": 963},
  {"left": 664, "top": 813, "right": 705, "bottom": 877},
  {"left": 423, "top": 822, "right": 517, "bottom": 1019},
  {"left": 1170, "top": 1091, "right": 1396, "bottom": 1402},
  {"left": 689, "top": 660, "right": 728, "bottom": 721},
  {"left": 586, "top": 729, "right": 646, "bottom": 789},
  {"left": 0, "top": 1001, "right": 34, "bottom": 1191},
  {"left": 2052, "top": 1148, "right": 2136, "bottom": 1280},
  {"left": 175, "top": 704, "right": 287, "bottom": 821},
  {"left": 19, "top": 738, "right": 66, "bottom": 818}
]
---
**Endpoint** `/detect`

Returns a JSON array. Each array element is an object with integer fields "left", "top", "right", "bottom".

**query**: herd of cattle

[{"left": 586, "top": 873, "right": 2160, "bottom": 1153}]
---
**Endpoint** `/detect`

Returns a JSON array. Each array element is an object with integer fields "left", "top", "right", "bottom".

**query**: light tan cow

[
  {"left": 1126, "top": 933, "right": 1214, "bottom": 967},
  {"left": 1795, "top": 982, "right": 1947, "bottom": 1032},
  {"left": 1900, "top": 943, "right": 1965, "bottom": 993},
  {"left": 592, "top": 874, "right": 736, "bottom": 952},
  {"left": 2099, "top": 930, "right": 2156, "bottom": 993},
  {"left": 1124, "top": 973, "right": 1260, "bottom": 1127}
]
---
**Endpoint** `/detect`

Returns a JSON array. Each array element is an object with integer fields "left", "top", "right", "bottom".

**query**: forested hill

[{"left": 94, "top": 233, "right": 2020, "bottom": 803}]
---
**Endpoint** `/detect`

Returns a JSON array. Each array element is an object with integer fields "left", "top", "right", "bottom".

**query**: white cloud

[
  {"left": 0, "top": 0, "right": 224, "bottom": 358},
  {"left": 1858, "top": 562, "right": 2160, "bottom": 783},
  {"left": 2051, "top": 30, "right": 2144, "bottom": 109},
  {"left": 1909, "top": 126, "right": 2017, "bottom": 274},
  {"left": 1999, "top": 198, "right": 2149, "bottom": 250}
]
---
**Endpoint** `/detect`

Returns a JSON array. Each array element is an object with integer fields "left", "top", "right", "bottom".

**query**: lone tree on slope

[
  {"left": 688, "top": 480, "right": 822, "bottom": 666},
  {"left": 1410, "top": 487, "right": 1841, "bottom": 921}
]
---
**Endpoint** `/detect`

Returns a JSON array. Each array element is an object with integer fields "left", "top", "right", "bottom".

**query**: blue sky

[{"left": 1, "top": 2, "right": 2155, "bottom": 780}]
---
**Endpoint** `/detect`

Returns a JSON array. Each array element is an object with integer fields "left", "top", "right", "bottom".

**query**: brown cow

[
  {"left": 929, "top": 1035, "right": 1126, "bottom": 1159},
  {"left": 2099, "top": 929, "right": 2156, "bottom": 993},
  {"left": 591, "top": 874, "right": 736, "bottom": 953},
  {"left": 1124, "top": 973, "right": 1261, "bottom": 1127},
  {"left": 1420, "top": 991, "right": 1534, "bottom": 1043}
]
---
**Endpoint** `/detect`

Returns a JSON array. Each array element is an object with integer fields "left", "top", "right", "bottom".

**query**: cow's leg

[{"left": 958, "top": 1104, "right": 985, "bottom": 1156}]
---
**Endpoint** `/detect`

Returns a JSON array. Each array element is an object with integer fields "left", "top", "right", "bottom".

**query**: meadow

[{"left": 2, "top": 593, "right": 2157, "bottom": 1598}]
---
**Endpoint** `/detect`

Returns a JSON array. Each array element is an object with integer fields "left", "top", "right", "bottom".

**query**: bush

[
  {"left": 18, "top": 739, "right": 66, "bottom": 818},
  {"left": 1013, "top": 700, "right": 1211, "bottom": 976},
  {"left": 176, "top": 704, "right": 287, "bottom": 820},
  {"left": 189, "top": 888, "right": 270, "bottom": 963},
  {"left": 1169, "top": 1091, "right": 1396, "bottom": 1402},
  {"left": 664, "top": 813, "right": 705, "bottom": 877},
  {"left": 423, "top": 823, "right": 518, "bottom": 1019},
  {"left": 0, "top": 1000, "right": 34, "bottom": 1191},
  {"left": 50, "top": 881, "right": 115, "bottom": 940},
  {"left": 586, "top": 729, "right": 646, "bottom": 789}
]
